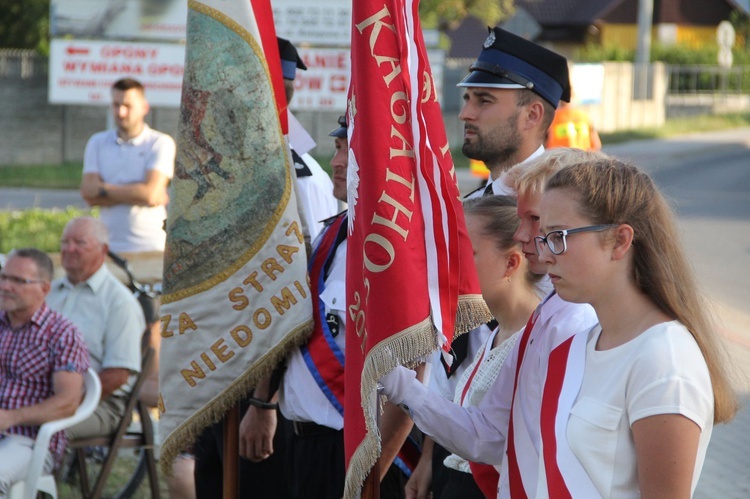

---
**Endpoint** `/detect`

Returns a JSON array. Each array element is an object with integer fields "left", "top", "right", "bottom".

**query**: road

[
  {"left": 2, "top": 128, "right": 750, "bottom": 496},
  {"left": 604, "top": 129, "right": 750, "bottom": 497}
]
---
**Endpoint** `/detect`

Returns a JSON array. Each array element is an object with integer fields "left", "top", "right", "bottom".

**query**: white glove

[{"left": 379, "top": 365, "right": 417, "bottom": 405}]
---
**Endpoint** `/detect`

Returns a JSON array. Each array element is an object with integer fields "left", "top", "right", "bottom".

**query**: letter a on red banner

[{"left": 342, "top": 0, "right": 491, "bottom": 496}]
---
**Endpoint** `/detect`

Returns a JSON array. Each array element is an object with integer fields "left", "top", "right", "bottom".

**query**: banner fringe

[
  {"left": 343, "top": 317, "right": 436, "bottom": 499},
  {"left": 455, "top": 294, "right": 493, "bottom": 337},
  {"left": 159, "top": 319, "right": 313, "bottom": 476}
]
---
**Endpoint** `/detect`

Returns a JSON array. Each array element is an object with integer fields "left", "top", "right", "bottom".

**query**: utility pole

[{"left": 635, "top": 0, "right": 654, "bottom": 99}]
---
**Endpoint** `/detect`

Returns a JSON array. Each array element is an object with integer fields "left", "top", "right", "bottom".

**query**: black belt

[{"left": 291, "top": 420, "right": 339, "bottom": 437}]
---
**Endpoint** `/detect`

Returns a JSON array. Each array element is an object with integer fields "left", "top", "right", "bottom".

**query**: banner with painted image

[{"left": 158, "top": 0, "right": 312, "bottom": 473}]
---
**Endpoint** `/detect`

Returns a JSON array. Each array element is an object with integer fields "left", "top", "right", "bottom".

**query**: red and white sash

[{"left": 539, "top": 328, "right": 599, "bottom": 497}]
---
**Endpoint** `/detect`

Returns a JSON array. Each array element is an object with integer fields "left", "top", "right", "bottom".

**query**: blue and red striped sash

[{"left": 301, "top": 213, "right": 348, "bottom": 414}]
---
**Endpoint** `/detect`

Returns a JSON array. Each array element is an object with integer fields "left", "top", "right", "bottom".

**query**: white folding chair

[{"left": 9, "top": 368, "right": 101, "bottom": 499}]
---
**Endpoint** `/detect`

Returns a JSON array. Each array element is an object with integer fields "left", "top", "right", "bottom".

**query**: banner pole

[{"left": 222, "top": 404, "right": 240, "bottom": 499}]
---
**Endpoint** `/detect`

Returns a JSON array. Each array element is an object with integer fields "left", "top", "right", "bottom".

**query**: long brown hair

[
  {"left": 546, "top": 158, "right": 737, "bottom": 423},
  {"left": 463, "top": 195, "right": 542, "bottom": 290}
]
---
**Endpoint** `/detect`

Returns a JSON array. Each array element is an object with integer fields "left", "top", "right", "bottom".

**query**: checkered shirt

[{"left": 0, "top": 302, "right": 90, "bottom": 465}]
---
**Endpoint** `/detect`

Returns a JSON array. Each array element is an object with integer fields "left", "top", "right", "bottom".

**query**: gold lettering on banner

[
  {"left": 261, "top": 258, "right": 284, "bottom": 280},
  {"left": 161, "top": 314, "right": 173, "bottom": 338},
  {"left": 200, "top": 352, "right": 216, "bottom": 371},
  {"left": 363, "top": 233, "right": 396, "bottom": 273},
  {"left": 285, "top": 220, "right": 303, "bottom": 244},
  {"left": 271, "top": 287, "right": 298, "bottom": 315},
  {"left": 182, "top": 361, "right": 205, "bottom": 387},
  {"left": 391, "top": 91, "right": 407, "bottom": 124},
  {"left": 211, "top": 338, "right": 234, "bottom": 363},
  {"left": 389, "top": 126, "right": 414, "bottom": 159},
  {"left": 371, "top": 192, "right": 412, "bottom": 241},
  {"left": 176, "top": 209, "right": 311, "bottom": 389},
  {"left": 385, "top": 168, "right": 416, "bottom": 202},
  {"left": 179, "top": 312, "right": 198, "bottom": 335},
  {"left": 229, "top": 287, "right": 249, "bottom": 310},
  {"left": 355, "top": 6, "right": 401, "bottom": 88},
  {"left": 349, "top": 291, "right": 367, "bottom": 353},
  {"left": 254, "top": 308, "right": 272, "bottom": 329},
  {"left": 231, "top": 325, "right": 253, "bottom": 347},
  {"left": 294, "top": 280, "right": 308, "bottom": 299},
  {"left": 277, "top": 244, "right": 299, "bottom": 264},
  {"left": 243, "top": 271, "right": 264, "bottom": 292}
]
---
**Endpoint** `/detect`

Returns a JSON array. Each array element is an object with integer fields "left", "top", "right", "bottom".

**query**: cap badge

[{"left": 483, "top": 31, "right": 496, "bottom": 49}]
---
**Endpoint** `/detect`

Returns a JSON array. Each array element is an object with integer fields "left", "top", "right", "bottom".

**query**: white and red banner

[
  {"left": 343, "top": 0, "right": 489, "bottom": 495},
  {"left": 49, "top": 39, "right": 185, "bottom": 106},
  {"left": 158, "top": 0, "right": 310, "bottom": 473}
]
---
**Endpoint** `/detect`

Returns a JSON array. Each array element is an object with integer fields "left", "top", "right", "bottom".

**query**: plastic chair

[
  {"left": 9, "top": 368, "right": 102, "bottom": 499},
  {"left": 69, "top": 347, "right": 160, "bottom": 499}
]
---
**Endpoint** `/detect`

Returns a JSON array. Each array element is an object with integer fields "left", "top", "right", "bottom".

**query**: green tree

[
  {"left": 0, "top": 0, "right": 50, "bottom": 54},
  {"left": 420, "top": 0, "right": 514, "bottom": 31}
]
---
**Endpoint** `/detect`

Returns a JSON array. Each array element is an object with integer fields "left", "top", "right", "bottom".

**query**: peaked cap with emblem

[
  {"left": 328, "top": 114, "right": 347, "bottom": 138},
  {"left": 277, "top": 37, "right": 307, "bottom": 80},
  {"left": 458, "top": 26, "right": 571, "bottom": 108}
]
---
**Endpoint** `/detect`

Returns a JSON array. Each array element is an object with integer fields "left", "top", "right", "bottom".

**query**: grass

[
  {"left": 0, "top": 162, "right": 82, "bottom": 189},
  {"left": 57, "top": 452, "right": 170, "bottom": 499},
  {"left": 0, "top": 207, "right": 97, "bottom": 253}
]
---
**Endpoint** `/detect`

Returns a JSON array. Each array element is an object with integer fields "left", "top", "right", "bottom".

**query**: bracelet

[{"left": 248, "top": 397, "right": 278, "bottom": 410}]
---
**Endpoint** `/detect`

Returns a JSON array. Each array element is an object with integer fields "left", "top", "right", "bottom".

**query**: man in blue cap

[
  {"left": 461, "top": 27, "right": 570, "bottom": 198},
  {"left": 408, "top": 26, "right": 571, "bottom": 499}
]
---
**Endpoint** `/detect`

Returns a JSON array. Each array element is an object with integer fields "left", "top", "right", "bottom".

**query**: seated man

[
  {"left": 47, "top": 217, "right": 145, "bottom": 439},
  {"left": 0, "top": 248, "right": 90, "bottom": 495}
]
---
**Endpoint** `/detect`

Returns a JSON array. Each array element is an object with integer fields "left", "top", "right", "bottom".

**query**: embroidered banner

[
  {"left": 158, "top": 0, "right": 312, "bottom": 473},
  {"left": 343, "top": 0, "right": 490, "bottom": 495}
]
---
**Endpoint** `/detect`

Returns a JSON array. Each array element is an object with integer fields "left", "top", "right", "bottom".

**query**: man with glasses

[{"left": 0, "top": 248, "right": 90, "bottom": 495}]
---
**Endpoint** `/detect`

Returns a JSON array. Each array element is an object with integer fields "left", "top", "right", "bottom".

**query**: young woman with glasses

[
  {"left": 536, "top": 158, "right": 736, "bottom": 497},
  {"left": 379, "top": 149, "right": 603, "bottom": 498}
]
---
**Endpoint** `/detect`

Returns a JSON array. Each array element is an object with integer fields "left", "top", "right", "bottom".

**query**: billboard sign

[
  {"left": 291, "top": 48, "right": 444, "bottom": 112},
  {"left": 49, "top": 39, "right": 185, "bottom": 106}
]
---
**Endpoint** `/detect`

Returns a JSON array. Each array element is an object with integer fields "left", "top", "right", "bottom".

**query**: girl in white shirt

[
  {"left": 437, "top": 195, "right": 542, "bottom": 498},
  {"left": 537, "top": 158, "right": 737, "bottom": 497}
]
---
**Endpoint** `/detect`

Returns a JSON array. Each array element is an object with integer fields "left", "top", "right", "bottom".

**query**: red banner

[{"left": 343, "top": 0, "right": 489, "bottom": 495}]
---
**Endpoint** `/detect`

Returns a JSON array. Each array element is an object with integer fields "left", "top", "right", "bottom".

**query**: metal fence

[
  {"left": 0, "top": 49, "right": 46, "bottom": 78},
  {"left": 666, "top": 65, "right": 747, "bottom": 94}
]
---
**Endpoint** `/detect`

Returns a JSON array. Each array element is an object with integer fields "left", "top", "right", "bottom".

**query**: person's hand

[
  {"left": 379, "top": 365, "right": 417, "bottom": 405},
  {"left": 239, "top": 405, "right": 277, "bottom": 462},
  {"left": 405, "top": 452, "right": 432, "bottom": 499},
  {"left": 80, "top": 178, "right": 103, "bottom": 199},
  {"left": 147, "top": 188, "right": 169, "bottom": 207}
]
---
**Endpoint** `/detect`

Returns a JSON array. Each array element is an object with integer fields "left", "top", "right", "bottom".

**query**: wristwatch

[{"left": 98, "top": 185, "right": 108, "bottom": 198}]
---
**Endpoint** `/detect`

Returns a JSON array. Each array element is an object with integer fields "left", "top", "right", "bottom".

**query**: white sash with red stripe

[{"left": 538, "top": 327, "right": 599, "bottom": 498}]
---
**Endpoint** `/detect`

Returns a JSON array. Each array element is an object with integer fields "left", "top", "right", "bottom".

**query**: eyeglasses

[
  {"left": 534, "top": 224, "right": 618, "bottom": 256},
  {"left": 0, "top": 273, "right": 44, "bottom": 285}
]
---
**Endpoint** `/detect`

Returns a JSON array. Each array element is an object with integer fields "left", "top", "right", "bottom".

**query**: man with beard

[
  {"left": 461, "top": 27, "right": 570, "bottom": 199},
  {"left": 407, "top": 26, "right": 572, "bottom": 499}
]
